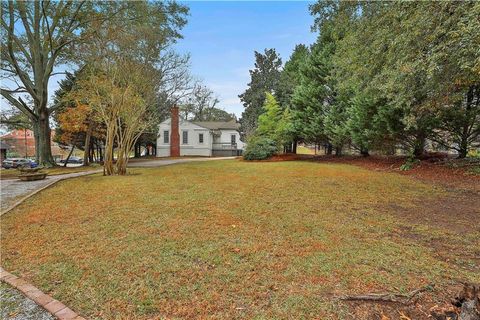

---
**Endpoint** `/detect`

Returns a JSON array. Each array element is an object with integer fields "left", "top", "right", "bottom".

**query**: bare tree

[
  {"left": 1, "top": 1, "right": 92, "bottom": 165},
  {"left": 181, "top": 82, "right": 220, "bottom": 120},
  {"left": 156, "top": 50, "right": 194, "bottom": 119},
  {"left": 62, "top": 1, "right": 188, "bottom": 174},
  {"left": 1, "top": 1, "right": 188, "bottom": 166}
]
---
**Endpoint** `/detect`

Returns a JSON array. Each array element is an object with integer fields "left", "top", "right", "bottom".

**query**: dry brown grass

[{"left": 1, "top": 160, "right": 478, "bottom": 319}]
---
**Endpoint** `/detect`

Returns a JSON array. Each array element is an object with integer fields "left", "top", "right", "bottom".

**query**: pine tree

[{"left": 239, "top": 49, "right": 282, "bottom": 136}]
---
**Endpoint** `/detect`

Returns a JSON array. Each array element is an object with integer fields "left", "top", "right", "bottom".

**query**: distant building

[
  {"left": 0, "top": 129, "right": 65, "bottom": 159},
  {"left": 157, "top": 106, "right": 244, "bottom": 157},
  {"left": 0, "top": 141, "right": 10, "bottom": 162}
]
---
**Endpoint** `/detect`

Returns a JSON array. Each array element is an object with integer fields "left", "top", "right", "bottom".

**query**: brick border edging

[
  {"left": 0, "top": 267, "right": 86, "bottom": 320},
  {"left": 1, "top": 170, "right": 102, "bottom": 216}
]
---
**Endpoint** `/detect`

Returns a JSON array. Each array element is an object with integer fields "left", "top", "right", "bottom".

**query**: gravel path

[
  {"left": 1, "top": 170, "right": 102, "bottom": 212},
  {"left": 0, "top": 283, "right": 54, "bottom": 320}
]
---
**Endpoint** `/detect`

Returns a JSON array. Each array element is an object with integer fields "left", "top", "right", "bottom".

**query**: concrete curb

[
  {"left": 0, "top": 267, "right": 87, "bottom": 320},
  {"left": 1, "top": 170, "right": 102, "bottom": 216}
]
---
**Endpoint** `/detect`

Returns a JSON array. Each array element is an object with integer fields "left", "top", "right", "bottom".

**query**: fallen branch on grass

[
  {"left": 339, "top": 284, "right": 434, "bottom": 305},
  {"left": 454, "top": 283, "right": 480, "bottom": 320}
]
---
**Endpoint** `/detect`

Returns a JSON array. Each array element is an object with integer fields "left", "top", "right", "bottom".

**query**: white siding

[
  {"left": 215, "top": 129, "right": 244, "bottom": 150},
  {"left": 157, "top": 119, "right": 212, "bottom": 157}
]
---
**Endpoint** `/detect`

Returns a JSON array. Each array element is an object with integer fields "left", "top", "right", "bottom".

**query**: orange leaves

[{"left": 57, "top": 103, "right": 92, "bottom": 144}]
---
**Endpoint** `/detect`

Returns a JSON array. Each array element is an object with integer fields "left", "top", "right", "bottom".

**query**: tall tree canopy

[
  {"left": 239, "top": 48, "right": 282, "bottom": 136},
  {"left": 333, "top": 1, "right": 480, "bottom": 157},
  {"left": 266, "top": 0, "right": 480, "bottom": 158},
  {"left": 0, "top": 1, "right": 188, "bottom": 166},
  {"left": 276, "top": 44, "right": 309, "bottom": 109}
]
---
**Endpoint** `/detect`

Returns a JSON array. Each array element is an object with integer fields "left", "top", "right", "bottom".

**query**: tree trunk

[
  {"left": 92, "top": 145, "right": 97, "bottom": 162},
  {"left": 458, "top": 85, "right": 480, "bottom": 159},
  {"left": 360, "top": 148, "right": 369, "bottom": 157},
  {"left": 458, "top": 140, "right": 468, "bottom": 159},
  {"left": 104, "top": 125, "right": 116, "bottom": 175},
  {"left": 83, "top": 121, "right": 93, "bottom": 166},
  {"left": 32, "top": 121, "right": 40, "bottom": 161},
  {"left": 413, "top": 132, "right": 426, "bottom": 158},
  {"left": 95, "top": 141, "right": 100, "bottom": 162},
  {"left": 292, "top": 140, "right": 297, "bottom": 154},
  {"left": 335, "top": 146, "right": 342, "bottom": 156},
  {"left": 99, "top": 141, "right": 104, "bottom": 162},
  {"left": 37, "top": 109, "right": 55, "bottom": 167},
  {"left": 64, "top": 146, "right": 75, "bottom": 167},
  {"left": 327, "top": 143, "right": 333, "bottom": 155},
  {"left": 89, "top": 141, "right": 94, "bottom": 163},
  {"left": 134, "top": 142, "right": 141, "bottom": 158},
  {"left": 457, "top": 86, "right": 476, "bottom": 159}
]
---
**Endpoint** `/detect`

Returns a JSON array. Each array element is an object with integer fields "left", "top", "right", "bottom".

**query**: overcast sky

[{"left": 176, "top": 1, "right": 317, "bottom": 117}]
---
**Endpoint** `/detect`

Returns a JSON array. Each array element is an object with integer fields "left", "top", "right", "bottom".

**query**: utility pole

[{"left": 24, "top": 128, "right": 27, "bottom": 158}]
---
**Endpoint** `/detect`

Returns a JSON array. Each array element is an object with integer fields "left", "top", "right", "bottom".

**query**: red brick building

[{"left": 0, "top": 129, "right": 65, "bottom": 159}]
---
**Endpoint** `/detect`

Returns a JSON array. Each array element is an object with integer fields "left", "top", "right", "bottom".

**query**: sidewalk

[{"left": 1, "top": 170, "right": 102, "bottom": 213}]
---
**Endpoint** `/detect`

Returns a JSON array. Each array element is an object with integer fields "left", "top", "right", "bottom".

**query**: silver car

[{"left": 2, "top": 158, "right": 33, "bottom": 169}]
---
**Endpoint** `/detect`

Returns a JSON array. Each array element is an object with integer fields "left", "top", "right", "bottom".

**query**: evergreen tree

[
  {"left": 257, "top": 93, "right": 293, "bottom": 148},
  {"left": 277, "top": 44, "right": 310, "bottom": 109},
  {"left": 332, "top": 1, "right": 480, "bottom": 157},
  {"left": 290, "top": 42, "right": 330, "bottom": 149},
  {"left": 239, "top": 49, "right": 282, "bottom": 136}
]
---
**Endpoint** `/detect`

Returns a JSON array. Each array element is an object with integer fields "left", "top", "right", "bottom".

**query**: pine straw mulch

[{"left": 301, "top": 154, "right": 480, "bottom": 192}]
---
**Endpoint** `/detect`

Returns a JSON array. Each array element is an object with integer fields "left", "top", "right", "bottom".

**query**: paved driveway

[{"left": 0, "top": 170, "right": 102, "bottom": 212}]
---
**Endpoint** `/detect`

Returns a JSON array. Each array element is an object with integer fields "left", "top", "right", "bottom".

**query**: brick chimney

[{"left": 170, "top": 105, "right": 180, "bottom": 157}]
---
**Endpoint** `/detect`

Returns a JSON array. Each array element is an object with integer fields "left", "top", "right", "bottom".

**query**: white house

[{"left": 157, "top": 106, "right": 244, "bottom": 157}]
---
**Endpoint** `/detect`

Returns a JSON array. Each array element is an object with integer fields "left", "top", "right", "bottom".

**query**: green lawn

[{"left": 1, "top": 160, "right": 478, "bottom": 319}]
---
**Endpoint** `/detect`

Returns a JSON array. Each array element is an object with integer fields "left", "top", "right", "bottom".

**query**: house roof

[{"left": 192, "top": 120, "right": 240, "bottom": 130}]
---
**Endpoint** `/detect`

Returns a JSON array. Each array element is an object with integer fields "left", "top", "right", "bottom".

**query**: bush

[
  {"left": 467, "top": 149, "right": 480, "bottom": 158},
  {"left": 243, "top": 136, "right": 278, "bottom": 160},
  {"left": 400, "top": 155, "right": 420, "bottom": 171}
]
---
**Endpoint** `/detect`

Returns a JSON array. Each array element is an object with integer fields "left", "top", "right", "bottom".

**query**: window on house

[
  {"left": 199, "top": 133, "right": 204, "bottom": 144},
  {"left": 163, "top": 130, "right": 169, "bottom": 144},
  {"left": 182, "top": 131, "right": 188, "bottom": 144},
  {"left": 231, "top": 134, "right": 236, "bottom": 145}
]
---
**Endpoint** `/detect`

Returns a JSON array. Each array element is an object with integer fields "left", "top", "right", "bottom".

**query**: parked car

[
  {"left": 60, "top": 156, "right": 83, "bottom": 164},
  {"left": 2, "top": 158, "right": 37, "bottom": 169}
]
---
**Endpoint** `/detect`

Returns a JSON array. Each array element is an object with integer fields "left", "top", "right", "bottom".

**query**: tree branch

[
  {"left": 339, "top": 284, "right": 434, "bottom": 305},
  {"left": 41, "top": 0, "right": 56, "bottom": 59},
  {"left": 5, "top": 2, "right": 37, "bottom": 99},
  {"left": 0, "top": 89, "right": 37, "bottom": 120},
  {"left": 1, "top": 87, "right": 29, "bottom": 94}
]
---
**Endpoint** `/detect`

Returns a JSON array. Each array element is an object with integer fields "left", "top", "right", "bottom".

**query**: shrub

[
  {"left": 400, "top": 155, "right": 420, "bottom": 171},
  {"left": 467, "top": 149, "right": 480, "bottom": 158},
  {"left": 243, "top": 136, "right": 278, "bottom": 160}
]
